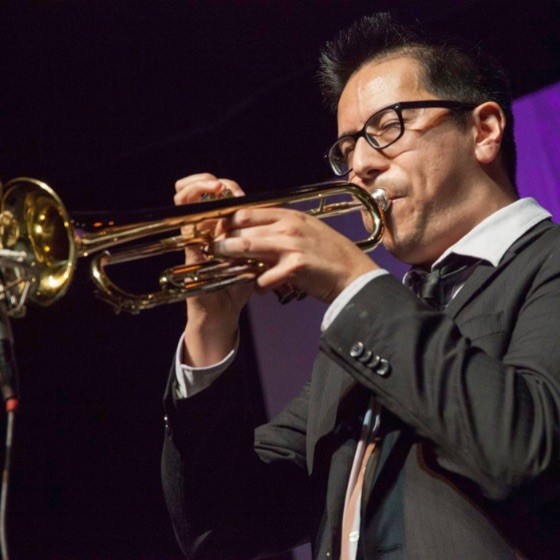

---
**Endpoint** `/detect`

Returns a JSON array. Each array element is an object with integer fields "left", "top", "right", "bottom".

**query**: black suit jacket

[{"left": 162, "top": 219, "right": 560, "bottom": 559}]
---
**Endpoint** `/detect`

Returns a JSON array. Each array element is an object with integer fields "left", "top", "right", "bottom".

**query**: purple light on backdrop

[{"left": 514, "top": 82, "right": 560, "bottom": 221}]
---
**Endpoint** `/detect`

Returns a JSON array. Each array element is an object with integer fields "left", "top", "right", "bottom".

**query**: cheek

[{"left": 406, "top": 152, "right": 464, "bottom": 218}]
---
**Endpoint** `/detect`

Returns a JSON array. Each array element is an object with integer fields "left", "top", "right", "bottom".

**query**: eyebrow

[{"left": 336, "top": 101, "right": 396, "bottom": 139}]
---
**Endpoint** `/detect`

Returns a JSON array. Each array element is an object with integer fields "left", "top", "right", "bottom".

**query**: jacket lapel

[{"left": 446, "top": 220, "right": 553, "bottom": 318}]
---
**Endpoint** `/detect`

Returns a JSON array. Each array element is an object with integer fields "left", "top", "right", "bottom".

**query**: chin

[
  {"left": 381, "top": 232, "right": 420, "bottom": 266},
  {"left": 380, "top": 235, "right": 399, "bottom": 258}
]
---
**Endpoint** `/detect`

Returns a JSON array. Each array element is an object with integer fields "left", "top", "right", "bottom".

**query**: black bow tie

[{"left": 406, "top": 256, "right": 480, "bottom": 310}]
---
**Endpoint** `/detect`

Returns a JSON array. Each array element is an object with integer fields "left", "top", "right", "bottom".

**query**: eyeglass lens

[{"left": 329, "top": 107, "right": 403, "bottom": 175}]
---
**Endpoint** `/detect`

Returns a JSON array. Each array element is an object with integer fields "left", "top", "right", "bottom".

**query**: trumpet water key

[{"left": 0, "top": 177, "right": 389, "bottom": 315}]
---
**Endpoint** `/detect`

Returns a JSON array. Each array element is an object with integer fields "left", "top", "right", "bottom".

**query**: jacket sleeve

[
  {"left": 320, "top": 238, "right": 560, "bottom": 503},
  {"left": 162, "top": 332, "right": 312, "bottom": 559}
]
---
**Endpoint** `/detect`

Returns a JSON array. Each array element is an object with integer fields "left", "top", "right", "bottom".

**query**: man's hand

[
  {"left": 215, "top": 206, "right": 380, "bottom": 304},
  {"left": 174, "top": 173, "right": 253, "bottom": 367}
]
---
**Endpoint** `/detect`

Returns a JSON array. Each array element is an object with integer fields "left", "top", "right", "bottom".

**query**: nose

[{"left": 351, "top": 136, "right": 390, "bottom": 180}]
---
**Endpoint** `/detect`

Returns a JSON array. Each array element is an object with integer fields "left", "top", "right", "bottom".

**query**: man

[{"left": 162, "top": 13, "right": 560, "bottom": 560}]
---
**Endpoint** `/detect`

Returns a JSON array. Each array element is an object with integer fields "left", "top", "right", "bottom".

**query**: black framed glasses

[{"left": 326, "top": 100, "right": 477, "bottom": 176}]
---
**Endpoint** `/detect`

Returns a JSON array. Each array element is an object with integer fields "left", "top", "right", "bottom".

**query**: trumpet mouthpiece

[{"left": 371, "top": 189, "right": 390, "bottom": 212}]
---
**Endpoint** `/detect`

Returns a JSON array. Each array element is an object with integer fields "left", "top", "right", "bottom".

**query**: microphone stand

[
  {"left": 0, "top": 249, "right": 30, "bottom": 560},
  {"left": 0, "top": 302, "right": 18, "bottom": 560}
]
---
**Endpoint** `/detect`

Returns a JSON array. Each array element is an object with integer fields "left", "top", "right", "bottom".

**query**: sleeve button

[
  {"left": 359, "top": 349, "right": 373, "bottom": 363},
  {"left": 366, "top": 354, "right": 381, "bottom": 369},
  {"left": 375, "top": 359, "right": 391, "bottom": 377},
  {"left": 349, "top": 341, "right": 365, "bottom": 358}
]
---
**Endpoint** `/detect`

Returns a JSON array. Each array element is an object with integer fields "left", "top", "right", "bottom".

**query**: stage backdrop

[{"left": 2, "top": 2, "right": 558, "bottom": 557}]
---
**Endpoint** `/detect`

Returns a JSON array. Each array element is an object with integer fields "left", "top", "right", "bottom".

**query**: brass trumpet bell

[
  {"left": 0, "top": 177, "right": 389, "bottom": 315},
  {"left": 1, "top": 178, "right": 76, "bottom": 310}
]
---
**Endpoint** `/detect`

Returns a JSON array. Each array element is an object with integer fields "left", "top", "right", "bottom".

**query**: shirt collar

[{"left": 432, "top": 197, "right": 551, "bottom": 270}]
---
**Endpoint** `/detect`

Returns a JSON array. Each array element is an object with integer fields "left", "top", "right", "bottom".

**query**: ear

[{"left": 472, "top": 101, "right": 506, "bottom": 165}]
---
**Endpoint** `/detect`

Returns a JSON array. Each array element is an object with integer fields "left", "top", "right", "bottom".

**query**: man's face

[{"left": 337, "top": 56, "right": 483, "bottom": 267}]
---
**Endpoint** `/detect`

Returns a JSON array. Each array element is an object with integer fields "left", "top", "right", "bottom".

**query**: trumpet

[{"left": 0, "top": 177, "right": 389, "bottom": 315}]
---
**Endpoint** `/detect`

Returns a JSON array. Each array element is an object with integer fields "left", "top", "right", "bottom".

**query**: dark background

[{"left": 1, "top": 1, "right": 559, "bottom": 558}]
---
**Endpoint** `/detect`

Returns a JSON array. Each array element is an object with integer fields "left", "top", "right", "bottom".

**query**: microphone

[{"left": 0, "top": 303, "right": 18, "bottom": 413}]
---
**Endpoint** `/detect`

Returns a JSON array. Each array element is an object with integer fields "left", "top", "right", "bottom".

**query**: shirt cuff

[
  {"left": 321, "top": 269, "right": 389, "bottom": 333},
  {"left": 174, "top": 332, "right": 239, "bottom": 399}
]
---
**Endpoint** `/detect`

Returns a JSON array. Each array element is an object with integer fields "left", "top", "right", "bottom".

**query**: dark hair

[{"left": 318, "top": 13, "right": 517, "bottom": 187}]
